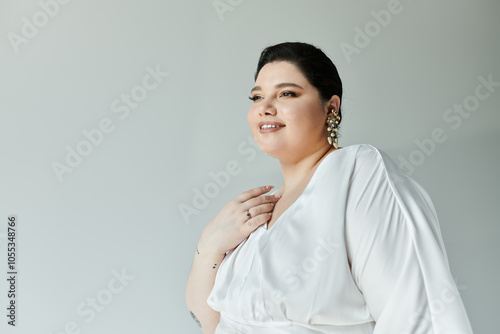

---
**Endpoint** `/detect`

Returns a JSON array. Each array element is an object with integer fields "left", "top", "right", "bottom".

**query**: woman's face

[{"left": 247, "top": 61, "right": 337, "bottom": 161}]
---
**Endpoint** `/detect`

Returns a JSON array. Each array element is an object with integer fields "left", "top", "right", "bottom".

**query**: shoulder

[
  {"left": 339, "top": 143, "right": 387, "bottom": 168},
  {"left": 352, "top": 143, "right": 383, "bottom": 165},
  {"left": 343, "top": 144, "right": 420, "bottom": 217},
  {"left": 344, "top": 143, "right": 404, "bottom": 181},
  {"left": 346, "top": 143, "right": 410, "bottom": 185},
  {"left": 350, "top": 143, "right": 392, "bottom": 166},
  {"left": 345, "top": 144, "right": 439, "bottom": 231}
]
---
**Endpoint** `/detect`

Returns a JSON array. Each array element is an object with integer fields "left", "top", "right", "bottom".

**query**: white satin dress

[{"left": 207, "top": 143, "right": 473, "bottom": 334}]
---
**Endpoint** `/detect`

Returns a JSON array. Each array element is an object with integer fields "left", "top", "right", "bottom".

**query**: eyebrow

[{"left": 250, "top": 82, "right": 304, "bottom": 93}]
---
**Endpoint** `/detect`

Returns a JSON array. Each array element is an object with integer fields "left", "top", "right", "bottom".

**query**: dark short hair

[{"left": 254, "top": 42, "right": 343, "bottom": 123}]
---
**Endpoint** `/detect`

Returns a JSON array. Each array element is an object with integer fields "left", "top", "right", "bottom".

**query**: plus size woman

[{"left": 185, "top": 42, "right": 473, "bottom": 334}]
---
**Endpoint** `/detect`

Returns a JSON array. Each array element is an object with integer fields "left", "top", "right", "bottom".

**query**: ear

[{"left": 325, "top": 95, "right": 341, "bottom": 117}]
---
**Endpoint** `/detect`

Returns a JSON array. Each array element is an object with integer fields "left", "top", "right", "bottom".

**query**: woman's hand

[{"left": 198, "top": 185, "right": 281, "bottom": 256}]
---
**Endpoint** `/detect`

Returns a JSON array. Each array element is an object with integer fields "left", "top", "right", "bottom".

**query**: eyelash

[{"left": 248, "top": 91, "right": 297, "bottom": 101}]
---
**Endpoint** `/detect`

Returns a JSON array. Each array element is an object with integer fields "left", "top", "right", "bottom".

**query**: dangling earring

[{"left": 326, "top": 109, "right": 340, "bottom": 149}]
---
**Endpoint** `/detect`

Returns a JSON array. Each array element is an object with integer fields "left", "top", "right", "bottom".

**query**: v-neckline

[{"left": 264, "top": 147, "right": 343, "bottom": 232}]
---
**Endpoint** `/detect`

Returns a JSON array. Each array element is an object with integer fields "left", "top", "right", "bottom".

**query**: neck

[{"left": 277, "top": 144, "right": 336, "bottom": 197}]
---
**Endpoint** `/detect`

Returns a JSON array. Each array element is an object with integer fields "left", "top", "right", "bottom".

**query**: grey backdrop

[{"left": 1, "top": 0, "right": 499, "bottom": 333}]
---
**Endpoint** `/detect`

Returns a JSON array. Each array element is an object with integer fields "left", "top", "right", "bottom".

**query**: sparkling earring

[{"left": 326, "top": 109, "right": 340, "bottom": 149}]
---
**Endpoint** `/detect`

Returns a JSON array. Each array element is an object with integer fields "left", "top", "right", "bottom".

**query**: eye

[
  {"left": 280, "top": 91, "right": 297, "bottom": 98},
  {"left": 248, "top": 95, "right": 262, "bottom": 101}
]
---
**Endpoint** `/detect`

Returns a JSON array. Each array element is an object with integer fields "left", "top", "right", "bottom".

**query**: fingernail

[
  {"left": 274, "top": 194, "right": 281, "bottom": 199},
  {"left": 270, "top": 203, "right": 274, "bottom": 206}
]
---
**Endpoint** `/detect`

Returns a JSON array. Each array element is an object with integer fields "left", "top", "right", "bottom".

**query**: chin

[
  {"left": 263, "top": 148, "right": 282, "bottom": 157},
  {"left": 257, "top": 140, "right": 287, "bottom": 157}
]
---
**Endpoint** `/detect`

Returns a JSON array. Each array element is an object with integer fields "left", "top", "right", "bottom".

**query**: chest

[
  {"left": 248, "top": 185, "right": 358, "bottom": 323},
  {"left": 267, "top": 186, "right": 307, "bottom": 229}
]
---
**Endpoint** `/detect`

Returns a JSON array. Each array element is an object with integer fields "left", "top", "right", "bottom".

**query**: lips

[
  {"left": 258, "top": 121, "right": 286, "bottom": 134},
  {"left": 258, "top": 121, "right": 286, "bottom": 129}
]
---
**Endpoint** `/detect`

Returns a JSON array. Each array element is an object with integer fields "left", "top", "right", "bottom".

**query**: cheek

[{"left": 281, "top": 104, "right": 322, "bottom": 130}]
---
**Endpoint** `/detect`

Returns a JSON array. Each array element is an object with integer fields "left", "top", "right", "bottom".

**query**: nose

[{"left": 259, "top": 99, "right": 277, "bottom": 116}]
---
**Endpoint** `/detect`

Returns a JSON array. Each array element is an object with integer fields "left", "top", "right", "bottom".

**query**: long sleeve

[{"left": 345, "top": 145, "right": 473, "bottom": 333}]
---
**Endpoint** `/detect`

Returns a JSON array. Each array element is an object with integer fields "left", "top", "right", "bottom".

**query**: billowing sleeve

[{"left": 345, "top": 145, "right": 473, "bottom": 333}]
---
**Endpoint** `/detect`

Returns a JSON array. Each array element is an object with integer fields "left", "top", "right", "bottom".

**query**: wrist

[{"left": 196, "top": 240, "right": 226, "bottom": 258}]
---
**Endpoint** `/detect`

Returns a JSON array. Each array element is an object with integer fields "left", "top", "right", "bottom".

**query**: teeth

[{"left": 261, "top": 124, "right": 284, "bottom": 129}]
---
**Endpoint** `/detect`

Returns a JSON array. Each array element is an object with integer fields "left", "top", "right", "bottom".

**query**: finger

[
  {"left": 244, "top": 211, "right": 273, "bottom": 229},
  {"left": 247, "top": 203, "right": 275, "bottom": 218},
  {"left": 239, "top": 208, "right": 253, "bottom": 223},
  {"left": 243, "top": 193, "right": 281, "bottom": 210},
  {"left": 235, "top": 185, "right": 274, "bottom": 203}
]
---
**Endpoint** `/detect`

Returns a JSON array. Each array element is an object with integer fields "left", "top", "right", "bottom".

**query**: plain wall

[{"left": 0, "top": 0, "right": 499, "bottom": 333}]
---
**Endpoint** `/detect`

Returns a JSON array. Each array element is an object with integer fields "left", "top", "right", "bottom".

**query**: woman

[{"left": 185, "top": 42, "right": 473, "bottom": 334}]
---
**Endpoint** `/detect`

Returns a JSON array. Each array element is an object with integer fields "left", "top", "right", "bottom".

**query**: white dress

[{"left": 207, "top": 143, "right": 473, "bottom": 334}]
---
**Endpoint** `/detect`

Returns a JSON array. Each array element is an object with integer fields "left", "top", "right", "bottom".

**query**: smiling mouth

[{"left": 260, "top": 124, "right": 285, "bottom": 129}]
